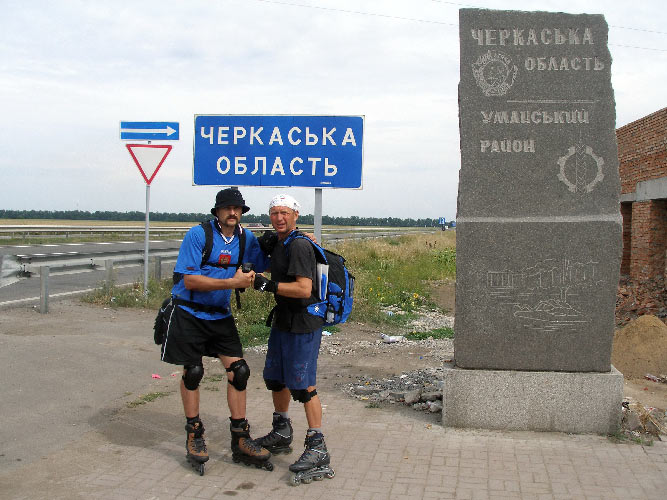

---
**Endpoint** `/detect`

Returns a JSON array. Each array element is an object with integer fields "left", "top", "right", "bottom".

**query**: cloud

[{"left": 0, "top": 0, "right": 664, "bottom": 220}]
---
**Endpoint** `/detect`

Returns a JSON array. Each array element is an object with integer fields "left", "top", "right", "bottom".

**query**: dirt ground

[{"left": 1, "top": 277, "right": 665, "bottom": 461}]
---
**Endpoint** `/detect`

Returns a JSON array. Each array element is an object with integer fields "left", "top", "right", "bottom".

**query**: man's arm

[
  {"left": 253, "top": 274, "right": 311, "bottom": 298},
  {"left": 184, "top": 268, "right": 254, "bottom": 292}
]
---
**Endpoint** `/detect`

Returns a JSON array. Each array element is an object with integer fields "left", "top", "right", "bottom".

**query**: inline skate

[
  {"left": 185, "top": 421, "right": 208, "bottom": 476},
  {"left": 255, "top": 413, "right": 293, "bottom": 455},
  {"left": 230, "top": 419, "right": 274, "bottom": 471},
  {"left": 289, "top": 432, "right": 335, "bottom": 486}
]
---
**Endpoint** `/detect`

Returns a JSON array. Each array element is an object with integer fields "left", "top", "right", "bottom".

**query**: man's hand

[
  {"left": 232, "top": 267, "right": 254, "bottom": 289},
  {"left": 253, "top": 274, "right": 278, "bottom": 293},
  {"left": 257, "top": 231, "right": 279, "bottom": 255},
  {"left": 302, "top": 232, "right": 317, "bottom": 244}
]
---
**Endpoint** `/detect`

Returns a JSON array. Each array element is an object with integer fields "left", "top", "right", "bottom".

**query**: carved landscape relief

[{"left": 487, "top": 257, "right": 604, "bottom": 333}]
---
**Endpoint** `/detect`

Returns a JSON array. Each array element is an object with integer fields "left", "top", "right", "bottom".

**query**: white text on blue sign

[{"left": 193, "top": 116, "right": 363, "bottom": 188}]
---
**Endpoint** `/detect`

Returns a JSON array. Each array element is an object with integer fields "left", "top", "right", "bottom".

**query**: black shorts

[{"left": 161, "top": 305, "right": 243, "bottom": 366}]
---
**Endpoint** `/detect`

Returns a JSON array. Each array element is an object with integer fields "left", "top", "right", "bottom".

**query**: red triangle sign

[{"left": 126, "top": 144, "right": 172, "bottom": 185}]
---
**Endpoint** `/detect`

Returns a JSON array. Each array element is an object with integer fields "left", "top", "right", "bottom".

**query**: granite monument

[{"left": 443, "top": 8, "right": 623, "bottom": 433}]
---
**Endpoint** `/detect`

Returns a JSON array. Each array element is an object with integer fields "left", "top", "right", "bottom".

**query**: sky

[{"left": 1, "top": 0, "right": 665, "bottom": 220}]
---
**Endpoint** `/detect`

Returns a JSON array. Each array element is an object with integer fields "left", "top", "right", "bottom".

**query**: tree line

[{"left": 0, "top": 209, "right": 442, "bottom": 227}]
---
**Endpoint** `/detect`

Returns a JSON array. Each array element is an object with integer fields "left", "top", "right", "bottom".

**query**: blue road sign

[
  {"left": 193, "top": 115, "right": 363, "bottom": 188},
  {"left": 120, "top": 121, "right": 179, "bottom": 141},
  {"left": 439, "top": 217, "right": 447, "bottom": 225}
]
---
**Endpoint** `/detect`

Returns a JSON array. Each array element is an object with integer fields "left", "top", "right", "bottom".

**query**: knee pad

[
  {"left": 264, "top": 379, "right": 286, "bottom": 392},
  {"left": 226, "top": 359, "right": 250, "bottom": 391},
  {"left": 182, "top": 365, "right": 204, "bottom": 391},
  {"left": 289, "top": 388, "right": 317, "bottom": 403}
]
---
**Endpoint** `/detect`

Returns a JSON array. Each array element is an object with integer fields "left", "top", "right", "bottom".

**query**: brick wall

[
  {"left": 617, "top": 107, "right": 667, "bottom": 195},
  {"left": 620, "top": 202, "right": 632, "bottom": 275},
  {"left": 617, "top": 108, "right": 667, "bottom": 282}
]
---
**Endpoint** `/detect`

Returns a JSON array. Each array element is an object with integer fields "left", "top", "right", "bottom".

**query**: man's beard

[{"left": 218, "top": 216, "right": 238, "bottom": 229}]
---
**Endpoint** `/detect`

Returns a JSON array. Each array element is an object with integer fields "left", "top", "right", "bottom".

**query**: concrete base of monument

[{"left": 442, "top": 365, "right": 623, "bottom": 434}]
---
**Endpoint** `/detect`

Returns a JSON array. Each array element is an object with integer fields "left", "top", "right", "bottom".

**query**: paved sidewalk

[{"left": 1, "top": 372, "right": 665, "bottom": 500}]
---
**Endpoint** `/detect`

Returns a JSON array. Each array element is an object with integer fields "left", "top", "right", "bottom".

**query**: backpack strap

[
  {"left": 200, "top": 220, "right": 215, "bottom": 268},
  {"left": 172, "top": 297, "right": 229, "bottom": 315},
  {"left": 234, "top": 227, "right": 247, "bottom": 309},
  {"left": 283, "top": 230, "right": 327, "bottom": 264}
]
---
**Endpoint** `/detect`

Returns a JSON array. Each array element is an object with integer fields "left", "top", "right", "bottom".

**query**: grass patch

[
  {"left": 127, "top": 391, "right": 171, "bottom": 408},
  {"left": 406, "top": 327, "right": 455, "bottom": 341},
  {"left": 607, "top": 431, "right": 654, "bottom": 446},
  {"left": 328, "top": 231, "right": 456, "bottom": 324},
  {"left": 82, "top": 277, "right": 173, "bottom": 310}
]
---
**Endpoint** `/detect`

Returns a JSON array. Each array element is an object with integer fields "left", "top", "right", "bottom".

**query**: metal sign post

[
  {"left": 314, "top": 188, "right": 323, "bottom": 244},
  {"left": 123, "top": 137, "right": 176, "bottom": 296},
  {"left": 143, "top": 184, "right": 151, "bottom": 296}
]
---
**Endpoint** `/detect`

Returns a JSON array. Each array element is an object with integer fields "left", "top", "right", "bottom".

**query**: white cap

[{"left": 269, "top": 194, "right": 301, "bottom": 213}]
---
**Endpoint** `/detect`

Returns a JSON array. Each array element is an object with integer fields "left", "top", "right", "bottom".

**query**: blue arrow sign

[{"left": 120, "top": 121, "right": 179, "bottom": 140}]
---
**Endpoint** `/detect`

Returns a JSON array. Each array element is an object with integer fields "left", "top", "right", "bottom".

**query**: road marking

[{"left": 0, "top": 282, "right": 135, "bottom": 307}]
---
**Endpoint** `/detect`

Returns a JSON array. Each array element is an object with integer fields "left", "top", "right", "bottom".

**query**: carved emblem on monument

[
  {"left": 472, "top": 50, "right": 518, "bottom": 96},
  {"left": 556, "top": 144, "right": 605, "bottom": 193}
]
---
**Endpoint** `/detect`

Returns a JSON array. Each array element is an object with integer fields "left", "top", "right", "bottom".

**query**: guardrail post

[
  {"left": 153, "top": 256, "right": 162, "bottom": 281},
  {"left": 105, "top": 259, "right": 114, "bottom": 284},
  {"left": 40, "top": 266, "right": 49, "bottom": 314}
]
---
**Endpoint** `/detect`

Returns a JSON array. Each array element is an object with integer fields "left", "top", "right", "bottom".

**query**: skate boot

[
  {"left": 255, "top": 414, "right": 293, "bottom": 455},
  {"left": 230, "top": 419, "right": 274, "bottom": 471},
  {"left": 288, "top": 432, "right": 335, "bottom": 486},
  {"left": 185, "top": 421, "right": 208, "bottom": 476}
]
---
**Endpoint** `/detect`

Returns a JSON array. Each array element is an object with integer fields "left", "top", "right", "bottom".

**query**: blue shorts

[{"left": 263, "top": 328, "right": 322, "bottom": 390}]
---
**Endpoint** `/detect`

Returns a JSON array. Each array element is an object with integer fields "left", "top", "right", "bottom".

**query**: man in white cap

[{"left": 252, "top": 193, "right": 334, "bottom": 482}]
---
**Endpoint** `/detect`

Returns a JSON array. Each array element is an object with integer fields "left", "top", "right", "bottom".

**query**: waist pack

[
  {"left": 153, "top": 297, "right": 173, "bottom": 345},
  {"left": 283, "top": 231, "right": 354, "bottom": 326}
]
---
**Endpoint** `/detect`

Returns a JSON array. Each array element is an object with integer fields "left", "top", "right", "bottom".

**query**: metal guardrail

[{"left": 16, "top": 248, "right": 179, "bottom": 277}]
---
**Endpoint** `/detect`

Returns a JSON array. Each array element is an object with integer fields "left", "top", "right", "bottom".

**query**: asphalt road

[
  {"left": 0, "top": 239, "right": 181, "bottom": 306},
  {"left": 0, "top": 301, "right": 168, "bottom": 474}
]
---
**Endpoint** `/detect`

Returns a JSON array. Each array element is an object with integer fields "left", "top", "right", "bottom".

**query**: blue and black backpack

[{"left": 283, "top": 231, "right": 354, "bottom": 326}]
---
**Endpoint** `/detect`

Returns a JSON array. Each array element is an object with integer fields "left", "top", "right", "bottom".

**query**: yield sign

[{"left": 126, "top": 144, "right": 172, "bottom": 185}]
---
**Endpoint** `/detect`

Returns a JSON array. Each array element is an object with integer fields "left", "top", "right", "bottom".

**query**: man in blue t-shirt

[{"left": 161, "top": 188, "right": 273, "bottom": 471}]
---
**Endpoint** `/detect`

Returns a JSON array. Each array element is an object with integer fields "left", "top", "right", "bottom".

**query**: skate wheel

[
  {"left": 313, "top": 474, "right": 323, "bottom": 481},
  {"left": 326, "top": 469, "right": 335, "bottom": 479},
  {"left": 302, "top": 477, "right": 313, "bottom": 484},
  {"left": 264, "top": 461, "right": 274, "bottom": 471},
  {"left": 289, "top": 473, "right": 301, "bottom": 486},
  {"left": 198, "top": 464, "right": 205, "bottom": 476}
]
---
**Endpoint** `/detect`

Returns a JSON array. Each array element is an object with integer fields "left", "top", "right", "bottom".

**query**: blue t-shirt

[{"left": 171, "top": 221, "right": 269, "bottom": 320}]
